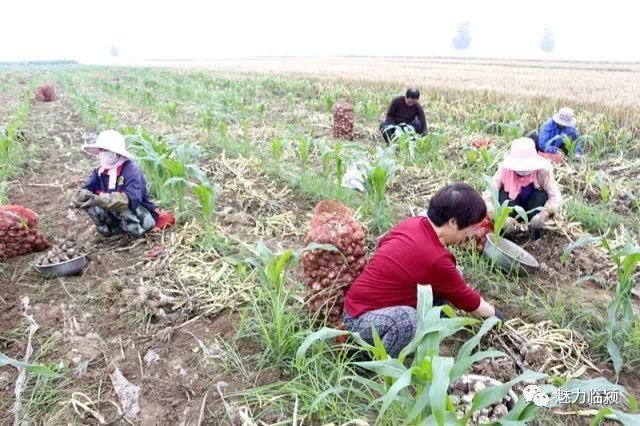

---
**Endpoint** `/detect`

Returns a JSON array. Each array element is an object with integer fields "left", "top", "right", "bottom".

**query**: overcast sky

[{"left": 2, "top": 0, "right": 639, "bottom": 63}]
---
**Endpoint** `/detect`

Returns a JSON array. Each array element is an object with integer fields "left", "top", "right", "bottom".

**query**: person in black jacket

[{"left": 380, "top": 88, "right": 428, "bottom": 143}]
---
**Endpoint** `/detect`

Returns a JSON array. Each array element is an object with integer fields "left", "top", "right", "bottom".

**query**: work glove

[
  {"left": 72, "top": 189, "right": 94, "bottom": 208},
  {"left": 494, "top": 309, "right": 507, "bottom": 322},
  {"left": 529, "top": 211, "right": 549, "bottom": 230},
  {"left": 545, "top": 146, "right": 559, "bottom": 154},
  {"left": 95, "top": 192, "right": 130, "bottom": 213}
]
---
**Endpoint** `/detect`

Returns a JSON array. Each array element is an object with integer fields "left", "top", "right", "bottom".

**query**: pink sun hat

[{"left": 501, "top": 137, "right": 550, "bottom": 172}]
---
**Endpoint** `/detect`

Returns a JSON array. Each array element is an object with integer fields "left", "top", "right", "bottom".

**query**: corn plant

[
  {"left": 360, "top": 147, "right": 398, "bottom": 233},
  {"left": 243, "top": 241, "right": 302, "bottom": 366},
  {"left": 243, "top": 241, "right": 337, "bottom": 367},
  {"left": 321, "top": 143, "right": 346, "bottom": 185},
  {"left": 467, "top": 147, "right": 497, "bottom": 173},
  {"left": 128, "top": 131, "right": 200, "bottom": 216},
  {"left": 415, "top": 131, "right": 448, "bottom": 168},
  {"left": 323, "top": 94, "right": 335, "bottom": 113},
  {"left": 187, "top": 166, "right": 218, "bottom": 247},
  {"left": 298, "top": 285, "right": 637, "bottom": 424},
  {"left": 358, "top": 98, "right": 380, "bottom": 120},
  {"left": 483, "top": 176, "right": 530, "bottom": 245},
  {"left": 394, "top": 132, "right": 417, "bottom": 165},
  {"left": 164, "top": 101, "right": 179, "bottom": 123},
  {"left": 562, "top": 135, "right": 585, "bottom": 160},
  {"left": 218, "top": 120, "right": 228, "bottom": 140},
  {"left": 563, "top": 235, "right": 640, "bottom": 378},
  {"left": 298, "top": 285, "right": 538, "bottom": 424},
  {"left": 297, "top": 134, "right": 314, "bottom": 169},
  {"left": 270, "top": 136, "right": 285, "bottom": 163},
  {"left": 199, "top": 105, "right": 214, "bottom": 142}
]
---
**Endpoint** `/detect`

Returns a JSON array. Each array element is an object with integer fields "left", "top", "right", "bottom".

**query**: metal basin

[
  {"left": 483, "top": 233, "right": 539, "bottom": 275},
  {"left": 35, "top": 255, "right": 88, "bottom": 278}
]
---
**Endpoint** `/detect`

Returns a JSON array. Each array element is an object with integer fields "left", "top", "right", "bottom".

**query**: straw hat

[
  {"left": 552, "top": 107, "right": 577, "bottom": 127},
  {"left": 82, "top": 130, "right": 133, "bottom": 159},
  {"left": 501, "top": 138, "right": 550, "bottom": 172}
]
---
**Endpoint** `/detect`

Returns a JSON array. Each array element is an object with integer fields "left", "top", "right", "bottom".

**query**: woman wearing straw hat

[
  {"left": 484, "top": 137, "right": 563, "bottom": 237},
  {"left": 72, "top": 130, "right": 158, "bottom": 237},
  {"left": 531, "top": 107, "right": 582, "bottom": 158}
]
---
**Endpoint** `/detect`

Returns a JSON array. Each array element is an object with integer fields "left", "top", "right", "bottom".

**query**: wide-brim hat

[
  {"left": 82, "top": 130, "right": 134, "bottom": 159},
  {"left": 552, "top": 107, "right": 577, "bottom": 127},
  {"left": 501, "top": 137, "right": 550, "bottom": 172}
]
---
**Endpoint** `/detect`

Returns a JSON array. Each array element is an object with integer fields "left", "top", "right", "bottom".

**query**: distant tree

[
  {"left": 539, "top": 26, "right": 555, "bottom": 53},
  {"left": 110, "top": 45, "right": 120, "bottom": 58},
  {"left": 452, "top": 22, "right": 471, "bottom": 50}
]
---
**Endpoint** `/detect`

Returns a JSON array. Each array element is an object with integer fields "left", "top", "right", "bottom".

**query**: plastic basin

[{"left": 483, "top": 233, "right": 539, "bottom": 275}]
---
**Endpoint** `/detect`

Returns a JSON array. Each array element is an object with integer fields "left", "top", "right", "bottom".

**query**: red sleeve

[{"left": 429, "top": 253, "right": 481, "bottom": 312}]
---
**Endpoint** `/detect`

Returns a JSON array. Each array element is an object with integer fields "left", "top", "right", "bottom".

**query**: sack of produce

[
  {"left": 34, "top": 84, "right": 57, "bottom": 102},
  {"left": 302, "top": 200, "right": 367, "bottom": 325},
  {"left": 332, "top": 102, "right": 355, "bottom": 141},
  {"left": 0, "top": 205, "right": 51, "bottom": 260}
]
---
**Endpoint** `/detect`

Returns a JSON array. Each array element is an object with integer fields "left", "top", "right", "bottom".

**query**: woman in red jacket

[{"left": 343, "top": 183, "right": 504, "bottom": 357}]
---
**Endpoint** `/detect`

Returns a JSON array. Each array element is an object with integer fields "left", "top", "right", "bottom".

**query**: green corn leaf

[
  {"left": 295, "top": 327, "right": 351, "bottom": 367},
  {"left": 469, "top": 370, "right": 546, "bottom": 416},
  {"left": 376, "top": 367, "right": 413, "bottom": 419},
  {"left": 311, "top": 385, "right": 347, "bottom": 410},
  {"left": 451, "top": 351, "right": 507, "bottom": 381},
  {"left": 499, "top": 398, "right": 538, "bottom": 422},
  {"left": 342, "top": 374, "right": 387, "bottom": 395},
  {"left": 609, "top": 410, "right": 640, "bottom": 425},
  {"left": 355, "top": 358, "right": 408, "bottom": 379},
  {"left": 405, "top": 383, "right": 433, "bottom": 424},
  {"left": 0, "top": 352, "right": 56, "bottom": 377},
  {"left": 591, "top": 408, "right": 614, "bottom": 426},
  {"left": 607, "top": 336, "right": 623, "bottom": 378},
  {"left": 429, "top": 356, "right": 455, "bottom": 426},
  {"left": 512, "top": 206, "right": 529, "bottom": 224},
  {"left": 457, "top": 316, "right": 501, "bottom": 360}
]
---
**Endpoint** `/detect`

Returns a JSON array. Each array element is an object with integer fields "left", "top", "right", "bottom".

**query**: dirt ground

[
  {"left": 0, "top": 96, "right": 238, "bottom": 424},
  {"left": 2, "top": 70, "right": 640, "bottom": 425}
]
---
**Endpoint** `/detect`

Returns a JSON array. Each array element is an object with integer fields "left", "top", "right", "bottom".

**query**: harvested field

[{"left": 0, "top": 60, "right": 639, "bottom": 425}]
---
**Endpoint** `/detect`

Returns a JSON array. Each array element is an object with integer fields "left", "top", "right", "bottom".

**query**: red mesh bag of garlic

[
  {"left": 0, "top": 205, "right": 51, "bottom": 260},
  {"left": 34, "top": 84, "right": 57, "bottom": 102},
  {"left": 332, "top": 102, "right": 355, "bottom": 141},
  {"left": 302, "top": 200, "right": 367, "bottom": 326}
]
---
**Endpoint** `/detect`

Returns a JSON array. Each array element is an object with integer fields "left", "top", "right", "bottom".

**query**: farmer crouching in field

[
  {"left": 484, "top": 137, "right": 562, "bottom": 239},
  {"left": 72, "top": 130, "right": 158, "bottom": 237},
  {"left": 343, "top": 183, "right": 505, "bottom": 358},
  {"left": 379, "top": 88, "right": 428, "bottom": 144},
  {"left": 527, "top": 107, "right": 582, "bottom": 159}
]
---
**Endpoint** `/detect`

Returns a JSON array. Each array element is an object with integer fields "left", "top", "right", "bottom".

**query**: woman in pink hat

[
  {"left": 483, "top": 137, "right": 563, "bottom": 238},
  {"left": 72, "top": 130, "right": 158, "bottom": 237}
]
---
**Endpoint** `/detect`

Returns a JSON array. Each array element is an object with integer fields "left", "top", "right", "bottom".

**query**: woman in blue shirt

[{"left": 530, "top": 107, "right": 582, "bottom": 157}]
